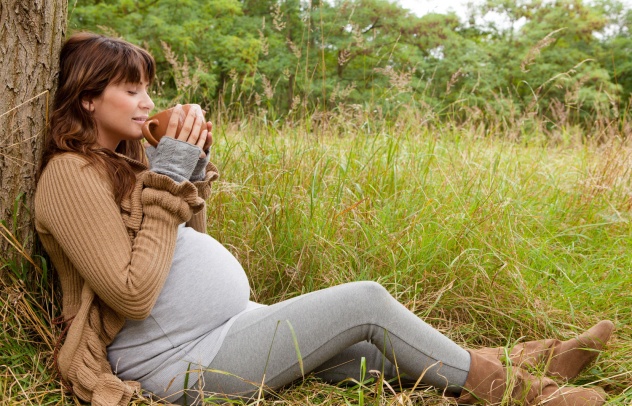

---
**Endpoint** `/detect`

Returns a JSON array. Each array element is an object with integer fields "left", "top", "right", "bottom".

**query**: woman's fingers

[
  {"left": 170, "top": 104, "right": 208, "bottom": 154},
  {"left": 197, "top": 129, "right": 208, "bottom": 158},
  {"left": 188, "top": 107, "right": 205, "bottom": 145},
  {"left": 176, "top": 104, "right": 199, "bottom": 142},
  {"left": 165, "top": 104, "right": 182, "bottom": 137},
  {"left": 203, "top": 121, "right": 213, "bottom": 151},
  {"left": 177, "top": 104, "right": 206, "bottom": 145}
]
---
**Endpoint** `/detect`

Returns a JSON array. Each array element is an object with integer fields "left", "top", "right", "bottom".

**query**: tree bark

[{"left": 0, "top": 0, "right": 67, "bottom": 256}]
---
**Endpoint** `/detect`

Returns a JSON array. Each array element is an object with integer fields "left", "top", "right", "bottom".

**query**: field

[{"left": 3, "top": 114, "right": 630, "bottom": 405}]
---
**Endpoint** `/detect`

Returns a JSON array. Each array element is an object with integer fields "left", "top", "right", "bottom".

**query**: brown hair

[{"left": 39, "top": 32, "right": 156, "bottom": 203}]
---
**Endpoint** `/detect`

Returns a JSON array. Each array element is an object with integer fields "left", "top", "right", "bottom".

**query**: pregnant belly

[
  {"left": 149, "top": 226, "right": 251, "bottom": 345},
  {"left": 112, "top": 225, "right": 251, "bottom": 352}
]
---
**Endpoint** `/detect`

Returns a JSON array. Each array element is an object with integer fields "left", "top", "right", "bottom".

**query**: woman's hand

[
  {"left": 165, "top": 104, "right": 209, "bottom": 155},
  {"left": 202, "top": 121, "right": 213, "bottom": 154}
]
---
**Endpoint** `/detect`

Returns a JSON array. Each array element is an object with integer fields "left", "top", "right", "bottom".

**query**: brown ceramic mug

[{"left": 142, "top": 104, "right": 206, "bottom": 147}]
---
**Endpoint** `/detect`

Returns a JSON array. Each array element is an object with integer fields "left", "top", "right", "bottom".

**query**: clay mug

[{"left": 142, "top": 104, "right": 206, "bottom": 147}]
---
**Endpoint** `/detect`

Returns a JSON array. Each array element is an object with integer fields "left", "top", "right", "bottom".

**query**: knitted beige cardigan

[{"left": 34, "top": 152, "right": 219, "bottom": 405}]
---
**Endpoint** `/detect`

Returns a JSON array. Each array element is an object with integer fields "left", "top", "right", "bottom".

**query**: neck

[{"left": 97, "top": 134, "right": 119, "bottom": 151}]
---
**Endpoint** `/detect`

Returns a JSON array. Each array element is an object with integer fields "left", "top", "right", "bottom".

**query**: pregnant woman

[{"left": 35, "top": 32, "right": 614, "bottom": 406}]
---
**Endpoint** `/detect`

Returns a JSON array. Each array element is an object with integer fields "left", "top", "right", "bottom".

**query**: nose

[{"left": 141, "top": 90, "right": 155, "bottom": 111}]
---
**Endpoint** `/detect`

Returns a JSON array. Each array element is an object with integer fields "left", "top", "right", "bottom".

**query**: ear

[{"left": 82, "top": 98, "right": 95, "bottom": 112}]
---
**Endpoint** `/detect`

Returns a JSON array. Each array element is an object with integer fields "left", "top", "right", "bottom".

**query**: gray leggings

[{"left": 175, "top": 282, "right": 471, "bottom": 404}]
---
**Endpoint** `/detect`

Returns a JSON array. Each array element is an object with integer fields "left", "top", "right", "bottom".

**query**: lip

[{"left": 132, "top": 116, "right": 148, "bottom": 123}]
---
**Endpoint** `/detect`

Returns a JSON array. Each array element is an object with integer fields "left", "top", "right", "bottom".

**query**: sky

[
  {"left": 395, "top": 0, "right": 632, "bottom": 18},
  {"left": 394, "top": 0, "right": 632, "bottom": 32},
  {"left": 396, "top": 0, "right": 478, "bottom": 18}
]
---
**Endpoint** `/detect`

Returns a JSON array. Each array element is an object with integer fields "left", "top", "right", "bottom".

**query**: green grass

[{"left": 2, "top": 117, "right": 631, "bottom": 404}]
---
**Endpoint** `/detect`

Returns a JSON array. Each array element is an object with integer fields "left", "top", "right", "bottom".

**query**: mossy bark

[{"left": 0, "top": 0, "right": 67, "bottom": 256}]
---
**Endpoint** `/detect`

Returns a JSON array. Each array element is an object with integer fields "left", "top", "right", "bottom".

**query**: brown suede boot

[
  {"left": 457, "top": 351, "right": 606, "bottom": 405},
  {"left": 472, "top": 320, "right": 614, "bottom": 381}
]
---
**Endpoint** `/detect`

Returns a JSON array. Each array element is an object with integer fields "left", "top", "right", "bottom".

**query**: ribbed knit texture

[
  {"left": 34, "top": 152, "right": 219, "bottom": 405},
  {"left": 147, "top": 137, "right": 203, "bottom": 183}
]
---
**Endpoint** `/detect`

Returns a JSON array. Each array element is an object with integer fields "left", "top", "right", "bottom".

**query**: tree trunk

[{"left": 0, "top": 0, "right": 67, "bottom": 257}]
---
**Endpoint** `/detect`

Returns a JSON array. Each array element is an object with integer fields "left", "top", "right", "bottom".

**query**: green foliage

[
  {"left": 68, "top": 0, "right": 632, "bottom": 135},
  {"left": 70, "top": 0, "right": 252, "bottom": 107}
]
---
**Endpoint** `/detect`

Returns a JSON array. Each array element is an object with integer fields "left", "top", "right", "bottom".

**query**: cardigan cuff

[
  {"left": 191, "top": 161, "right": 220, "bottom": 200},
  {"left": 148, "top": 137, "right": 202, "bottom": 183},
  {"left": 139, "top": 171, "right": 205, "bottom": 219}
]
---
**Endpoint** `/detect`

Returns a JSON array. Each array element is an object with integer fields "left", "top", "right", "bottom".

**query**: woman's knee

[
  {"left": 341, "top": 281, "right": 394, "bottom": 310},
  {"left": 351, "top": 280, "right": 389, "bottom": 295}
]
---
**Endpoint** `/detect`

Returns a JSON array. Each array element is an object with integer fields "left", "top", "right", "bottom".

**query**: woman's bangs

[{"left": 112, "top": 47, "right": 155, "bottom": 85}]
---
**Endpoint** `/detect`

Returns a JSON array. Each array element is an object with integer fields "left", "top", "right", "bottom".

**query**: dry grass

[{"left": 2, "top": 30, "right": 632, "bottom": 402}]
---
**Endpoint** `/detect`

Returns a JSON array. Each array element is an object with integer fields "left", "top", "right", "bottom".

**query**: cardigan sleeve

[
  {"left": 186, "top": 160, "right": 219, "bottom": 233},
  {"left": 36, "top": 154, "right": 203, "bottom": 320}
]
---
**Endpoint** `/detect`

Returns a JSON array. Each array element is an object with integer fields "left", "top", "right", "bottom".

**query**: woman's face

[{"left": 85, "top": 79, "right": 155, "bottom": 151}]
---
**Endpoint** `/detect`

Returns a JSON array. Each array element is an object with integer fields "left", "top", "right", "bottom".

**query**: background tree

[
  {"left": 68, "top": 0, "right": 632, "bottom": 134},
  {"left": 0, "top": 0, "right": 68, "bottom": 257},
  {"left": 70, "top": 0, "right": 259, "bottom": 110},
  {"left": 596, "top": 0, "right": 632, "bottom": 116}
]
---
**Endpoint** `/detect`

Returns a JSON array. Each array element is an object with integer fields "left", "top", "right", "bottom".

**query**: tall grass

[
  {"left": 5, "top": 5, "right": 632, "bottom": 401},
  {"left": 201, "top": 118, "right": 630, "bottom": 404},
  {"left": 1, "top": 213, "right": 63, "bottom": 404},
  {"left": 2, "top": 114, "right": 632, "bottom": 404}
]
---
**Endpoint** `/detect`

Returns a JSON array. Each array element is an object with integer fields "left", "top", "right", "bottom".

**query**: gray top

[
  {"left": 107, "top": 137, "right": 263, "bottom": 400},
  {"left": 107, "top": 224, "right": 261, "bottom": 400}
]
